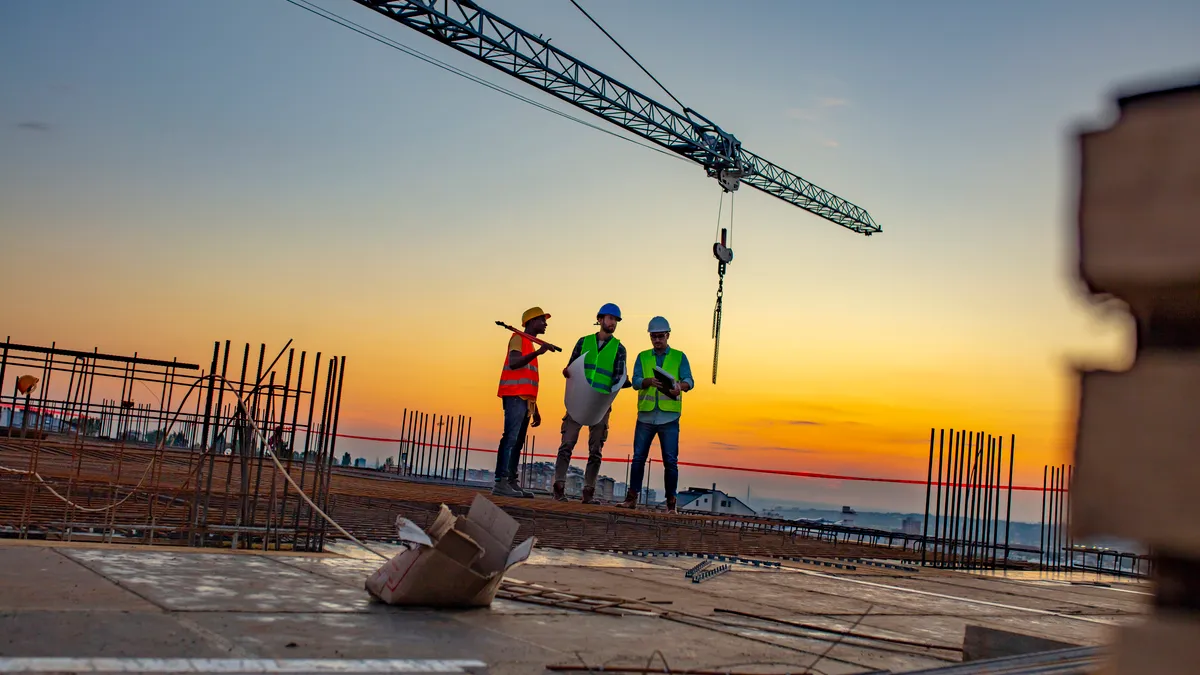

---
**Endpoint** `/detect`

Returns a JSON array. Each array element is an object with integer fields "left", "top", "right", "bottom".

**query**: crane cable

[
  {"left": 282, "top": 0, "right": 691, "bottom": 166},
  {"left": 566, "top": 0, "right": 688, "bottom": 112}
]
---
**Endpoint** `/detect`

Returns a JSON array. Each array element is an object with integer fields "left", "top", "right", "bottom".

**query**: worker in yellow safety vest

[
  {"left": 552, "top": 303, "right": 631, "bottom": 503},
  {"left": 493, "top": 307, "right": 552, "bottom": 498},
  {"left": 616, "top": 316, "right": 693, "bottom": 514}
]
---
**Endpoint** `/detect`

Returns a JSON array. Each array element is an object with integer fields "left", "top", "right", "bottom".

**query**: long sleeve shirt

[
  {"left": 567, "top": 334, "right": 632, "bottom": 389},
  {"left": 631, "top": 347, "right": 694, "bottom": 425}
]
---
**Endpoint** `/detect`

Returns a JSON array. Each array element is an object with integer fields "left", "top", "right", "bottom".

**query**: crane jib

[{"left": 350, "top": 0, "right": 881, "bottom": 236}]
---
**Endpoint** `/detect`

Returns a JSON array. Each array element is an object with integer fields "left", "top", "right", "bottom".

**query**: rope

[{"left": 0, "top": 461, "right": 156, "bottom": 513}]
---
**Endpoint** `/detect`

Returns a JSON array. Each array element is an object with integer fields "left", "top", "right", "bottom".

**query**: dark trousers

[
  {"left": 494, "top": 396, "right": 530, "bottom": 482},
  {"left": 553, "top": 408, "right": 611, "bottom": 489},
  {"left": 627, "top": 419, "right": 680, "bottom": 501}
]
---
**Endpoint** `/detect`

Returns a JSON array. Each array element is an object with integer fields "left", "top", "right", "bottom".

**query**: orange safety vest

[{"left": 497, "top": 336, "right": 539, "bottom": 398}]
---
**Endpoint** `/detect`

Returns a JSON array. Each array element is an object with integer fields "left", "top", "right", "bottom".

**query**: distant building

[
  {"left": 900, "top": 516, "right": 922, "bottom": 535},
  {"left": 676, "top": 487, "right": 756, "bottom": 516},
  {"left": 353, "top": 457, "right": 367, "bottom": 468},
  {"left": 466, "top": 468, "right": 494, "bottom": 483},
  {"left": 520, "top": 461, "right": 555, "bottom": 491},
  {"left": 566, "top": 472, "right": 584, "bottom": 497},
  {"left": 613, "top": 482, "right": 627, "bottom": 499},
  {"left": 596, "top": 476, "right": 615, "bottom": 501},
  {"left": 839, "top": 505, "right": 857, "bottom": 526}
]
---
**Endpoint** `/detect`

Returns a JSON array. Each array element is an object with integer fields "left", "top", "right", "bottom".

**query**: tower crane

[{"left": 337, "top": 0, "right": 884, "bottom": 381}]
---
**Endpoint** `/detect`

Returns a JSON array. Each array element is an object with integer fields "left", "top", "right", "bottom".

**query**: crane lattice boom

[{"left": 351, "top": 0, "right": 881, "bottom": 236}]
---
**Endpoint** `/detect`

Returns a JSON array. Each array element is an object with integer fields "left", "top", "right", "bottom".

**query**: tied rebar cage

[{"left": 0, "top": 339, "right": 345, "bottom": 552}]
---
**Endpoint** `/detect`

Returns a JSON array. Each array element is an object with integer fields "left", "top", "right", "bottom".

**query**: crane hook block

[{"left": 713, "top": 242, "right": 733, "bottom": 264}]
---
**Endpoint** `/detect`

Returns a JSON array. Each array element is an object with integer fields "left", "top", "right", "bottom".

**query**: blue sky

[{"left": 2, "top": 1, "right": 1198, "bottom": 515}]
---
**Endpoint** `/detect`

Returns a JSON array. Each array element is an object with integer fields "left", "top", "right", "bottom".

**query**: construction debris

[{"left": 365, "top": 494, "right": 534, "bottom": 607}]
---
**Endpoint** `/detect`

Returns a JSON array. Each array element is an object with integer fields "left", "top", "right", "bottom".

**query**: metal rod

[
  {"left": 932, "top": 428, "right": 946, "bottom": 567},
  {"left": 922, "top": 428, "right": 934, "bottom": 566}
]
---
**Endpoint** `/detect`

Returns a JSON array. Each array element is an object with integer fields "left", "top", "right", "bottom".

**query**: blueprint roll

[{"left": 563, "top": 352, "right": 626, "bottom": 426}]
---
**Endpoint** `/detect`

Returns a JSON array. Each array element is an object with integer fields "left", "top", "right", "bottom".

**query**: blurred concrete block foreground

[{"left": 1072, "top": 76, "right": 1200, "bottom": 675}]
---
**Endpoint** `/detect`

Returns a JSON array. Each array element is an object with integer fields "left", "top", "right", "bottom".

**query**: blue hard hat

[
  {"left": 597, "top": 303, "right": 622, "bottom": 321},
  {"left": 647, "top": 316, "right": 671, "bottom": 333}
]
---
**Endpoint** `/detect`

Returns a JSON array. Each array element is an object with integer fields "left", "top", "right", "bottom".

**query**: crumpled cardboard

[{"left": 365, "top": 494, "right": 535, "bottom": 607}]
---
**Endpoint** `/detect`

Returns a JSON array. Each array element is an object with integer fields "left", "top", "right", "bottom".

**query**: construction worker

[
  {"left": 494, "top": 307, "right": 552, "bottom": 498},
  {"left": 553, "top": 302, "right": 631, "bottom": 503},
  {"left": 617, "top": 316, "right": 693, "bottom": 514}
]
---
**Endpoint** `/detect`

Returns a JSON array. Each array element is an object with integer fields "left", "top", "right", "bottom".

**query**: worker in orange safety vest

[{"left": 493, "top": 306, "right": 552, "bottom": 498}]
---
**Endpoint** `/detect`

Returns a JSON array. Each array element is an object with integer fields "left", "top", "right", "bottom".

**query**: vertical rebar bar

[
  {"left": 982, "top": 435, "right": 995, "bottom": 566},
  {"left": 1004, "top": 434, "right": 1015, "bottom": 567},
  {"left": 932, "top": 428, "right": 946, "bottom": 567},
  {"left": 463, "top": 416, "right": 472, "bottom": 482},
  {"left": 948, "top": 430, "right": 963, "bottom": 566},
  {"left": 453, "top": 414, "right": 464, "bottom": 481},
  {"left": 1039, "top": 464, "right": 1048, "bottom": 569},
  {"left": 293, "top": 351, "right": 320, "bottom": 546},
  {"left": 991, "top": 436, "right": 1003, "bottom": 568},
  {"left": 922, "top": 428, "right": 935, "bottom": 566},
  {"left": 1049, "top": 466, "right": 1060, "bottom": 569},
  {"left": 315, "top": 355, "right": 346, "bottom": 552},
  {"left": 1065, "top": 464, "right": 1074, "bottom": 571}
]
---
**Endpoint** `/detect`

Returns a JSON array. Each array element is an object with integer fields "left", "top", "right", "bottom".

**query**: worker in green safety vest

[
  {"left": 553, "top": 303, "right": 631, "bottom": 503},
  {"left": 616, "top": 315, "right": 694, "bottom": 514}
]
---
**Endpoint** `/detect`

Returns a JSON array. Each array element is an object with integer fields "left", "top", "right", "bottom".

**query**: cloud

[
  {"left": 822, "top": 139, "right": 840, "bottom": 148},
  {"left": 785, "top": 108, "right": 818, "bottom": 122},
  {"left": 785, "top": 420, "right": 822, "bottom": 426},
  {"left": 709, "top": 441, "right": 740, "bottom": 450},
  {"left": 785, "top": 97, "right": 851, "bottom": 123},
  {"left": 16, "top": 121, "right": 51, "bottom": 132},
  {"left": 763, "top": 446, "right": 823, "bottom": 455}
]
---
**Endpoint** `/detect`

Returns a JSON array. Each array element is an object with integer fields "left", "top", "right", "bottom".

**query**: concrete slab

[
  {"left": 0, "top": 541, "right": 1147, "bottom": 674},
  {"left": 61, "top": 550, "right": 370, "bottom": 613},
  {"left": 180, "top": 611, "right": 549, "bottom": 671},
  {"left": 0, "top": 548, "right": 155, "bottom": 612},
  {"left": 0, "top": 611, "right": 232, "bottom": 658}
]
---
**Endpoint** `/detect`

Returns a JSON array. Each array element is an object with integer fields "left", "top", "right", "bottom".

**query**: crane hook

[{"left": 711, "top": 227, "right": 732, "bottom": 385}]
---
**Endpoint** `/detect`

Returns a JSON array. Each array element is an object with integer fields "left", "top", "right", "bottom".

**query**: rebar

[{"left": 0, "top": 339, "right": 344, "bottom": 552}]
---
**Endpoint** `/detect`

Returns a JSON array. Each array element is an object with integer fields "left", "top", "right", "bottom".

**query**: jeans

[
  {"left": 627, "top": 419, "right": 680, "bottom": 501},
  {"left": 553, "top": 408, "right": 611, "bottom": 489},
  {"left": 494, "top": 396, "right": 530, "bottom": 482}
]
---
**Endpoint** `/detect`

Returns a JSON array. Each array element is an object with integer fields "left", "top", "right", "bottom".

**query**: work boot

[
  {"left": 491, "top": 481, "right": 522, "bottom": 498},
  {"left": 552, "top": 481, "right": 567, "bottom": 502},
  {"left": 581, "top": 485, "right": 595, "bottom": 504},
  {"left": 615, "top": 494, "right": 638, "bottom": 510},
  {"left": 508, "top": 478, "right": 534, "bottom": 498},
  {"left": 665, "top": 496, "right": 678, "bottom": 514}
]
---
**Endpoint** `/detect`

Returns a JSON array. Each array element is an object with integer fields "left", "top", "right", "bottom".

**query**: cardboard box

[
  {"left": 1077, "top": 83, "right": 1200, "bottom": 297},
  {"left": 1072, "top": 354, "right": 1200, "bottom": 555},
  {"left": 365, "top": 494, "right": 535, "bottom": 608},
  {"left": 1111, "top": 614, "right": 1200, "bottom": 675}
]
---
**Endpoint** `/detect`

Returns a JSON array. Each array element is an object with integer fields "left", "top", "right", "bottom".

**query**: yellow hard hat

[{"left": 522, "top": 306, "right": 550, "bottom": 325}]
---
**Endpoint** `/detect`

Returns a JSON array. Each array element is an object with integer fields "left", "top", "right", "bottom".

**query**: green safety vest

[
  {"left": 637, "top": 349, "right": 683, "bottom": 413},
  {"left": 582, "top": 333, "right": 621, "bottom": 393}
]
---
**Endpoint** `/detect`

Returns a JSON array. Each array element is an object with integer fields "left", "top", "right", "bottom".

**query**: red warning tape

[{"left": 334, "top": 432, "right": 1054, "bottom": 491}]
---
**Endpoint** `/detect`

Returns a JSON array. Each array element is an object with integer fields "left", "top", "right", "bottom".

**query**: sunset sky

[{"left": 3, "top": 1, "right": 1197, "bottom": 519}]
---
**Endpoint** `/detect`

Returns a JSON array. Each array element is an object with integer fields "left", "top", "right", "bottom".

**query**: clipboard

[{"left": 653, "top": 366, "right": 680, "bottom": 400}]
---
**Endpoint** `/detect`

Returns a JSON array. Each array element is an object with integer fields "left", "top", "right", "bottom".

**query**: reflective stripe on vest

[
  {"left": 498, "top": 336, "right": 539, "bottom": 398},
  {"left": 582, "top": 333, "right": 620, "bottom": 393},
  {"left": 637, "top": 349, "right": 683, "bottom": 413}
]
